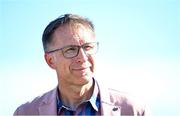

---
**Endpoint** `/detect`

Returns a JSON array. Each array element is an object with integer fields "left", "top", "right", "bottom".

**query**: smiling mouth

[{"left": 73, "top": 67, "right": 89, "bottom": 71}]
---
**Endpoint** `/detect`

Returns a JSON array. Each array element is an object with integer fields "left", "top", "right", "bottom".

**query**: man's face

[{"left": 46, "top": 24, "right": 96, "bottom": 86}]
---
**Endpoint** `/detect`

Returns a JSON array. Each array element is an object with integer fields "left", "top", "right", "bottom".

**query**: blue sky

[{"left": 0, "top": 0, "right": 179, "bottom": 115}]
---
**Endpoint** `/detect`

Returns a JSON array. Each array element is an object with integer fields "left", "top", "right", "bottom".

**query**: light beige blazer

[{"left": 14, "top": 82, "right": 147, "bottom": 115}]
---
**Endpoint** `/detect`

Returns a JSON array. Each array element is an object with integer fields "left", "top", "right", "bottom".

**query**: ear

[{"left": 44, "top": 53, "right": 56, "bottom": 69}]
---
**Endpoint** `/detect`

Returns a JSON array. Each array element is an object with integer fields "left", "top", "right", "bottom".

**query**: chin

[{"left": 76, "top": 74, "right": 93, "bottom": 85}]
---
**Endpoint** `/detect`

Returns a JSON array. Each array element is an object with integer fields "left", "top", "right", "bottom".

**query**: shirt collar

[
  {"left": 88, "top": 78, "right": 100, "bottom": 111},
  {"left": 56, "top": 78, "right": 100, "bottom": 112}
]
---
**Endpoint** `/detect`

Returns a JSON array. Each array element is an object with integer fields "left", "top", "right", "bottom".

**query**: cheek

[
  {"left": 89, "top": 56, "right": 95, "bottom": 72},
  {"left": 56, "top": 60, "right": 71, "bottom": 74}
]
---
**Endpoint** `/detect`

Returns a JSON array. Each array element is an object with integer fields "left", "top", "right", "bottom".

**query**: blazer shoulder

[{"left": 13, "top": 88, "right": 57, "bottom": 115}]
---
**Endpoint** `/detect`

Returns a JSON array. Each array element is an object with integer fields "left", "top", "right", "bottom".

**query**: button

[{"left": 112, "top": 107, "right": 118, "bottom": 111}]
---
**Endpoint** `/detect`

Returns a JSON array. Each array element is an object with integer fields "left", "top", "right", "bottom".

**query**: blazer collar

[{"left": 97, "top": 81, "right": 121, "bottom": 115}]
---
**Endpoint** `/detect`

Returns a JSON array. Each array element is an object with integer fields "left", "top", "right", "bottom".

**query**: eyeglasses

[{"left": 46, "top": 42, "right": 99, "bottom": 59}]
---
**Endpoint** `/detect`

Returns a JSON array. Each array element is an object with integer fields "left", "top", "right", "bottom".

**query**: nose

[{"left": 76, "top": 48, "right": 88, "bottom": 62}]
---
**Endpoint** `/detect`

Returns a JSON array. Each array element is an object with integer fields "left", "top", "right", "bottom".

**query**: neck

[{"left": 58, "top": 79, "right": 94, "bottom": 109}]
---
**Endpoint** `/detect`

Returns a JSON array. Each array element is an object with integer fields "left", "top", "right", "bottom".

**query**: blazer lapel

[
  {"left": 38, "top": 87, "right": 58, "bottom": 115},
  {"left": 38, "top": 102, "right": 57, "bottom": 115},
  {"left": 101, "top": 102, "right": 121, "bottom": 116},
  {"left": 98, "top": 81, "right": 121, "bottom": 116}
]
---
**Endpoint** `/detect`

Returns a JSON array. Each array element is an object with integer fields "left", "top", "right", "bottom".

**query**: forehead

[{"left": 52, "top": 24, "right": 95, "bottom": 47}]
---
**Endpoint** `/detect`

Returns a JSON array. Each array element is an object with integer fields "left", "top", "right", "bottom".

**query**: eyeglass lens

[{"left": 62, "top": 42, "right": 98, "bottom": 58}]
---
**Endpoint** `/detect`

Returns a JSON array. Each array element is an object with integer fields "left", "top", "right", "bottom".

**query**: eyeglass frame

[{"left": 45, "top": 42, "right": 99, "bottom": 59}]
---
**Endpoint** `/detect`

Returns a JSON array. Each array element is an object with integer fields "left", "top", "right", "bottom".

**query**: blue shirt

[{"left": 57, "top": 79, "right": 101, "bottom": 115}]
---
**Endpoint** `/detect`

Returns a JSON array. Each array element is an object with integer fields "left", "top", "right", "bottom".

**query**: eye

[
  {"left": 83, "top": 44, "right": 94, "bottom": 51},
  {"left": 63, "top": 46, "right": 78, "bottom": 53}
]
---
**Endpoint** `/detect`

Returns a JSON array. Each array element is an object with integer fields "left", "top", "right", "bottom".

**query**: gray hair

[{"left": 42, "top": 14, "right": 95, "bottom": 52}]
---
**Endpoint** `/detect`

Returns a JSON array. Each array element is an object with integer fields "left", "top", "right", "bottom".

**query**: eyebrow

[{"left": 62, "top": 44, "right": 80, "bottom": 48}]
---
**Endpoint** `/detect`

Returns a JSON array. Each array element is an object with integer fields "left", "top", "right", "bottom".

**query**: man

[{"left": 14, "top": 14, "right": 147, "bottom": 115}]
